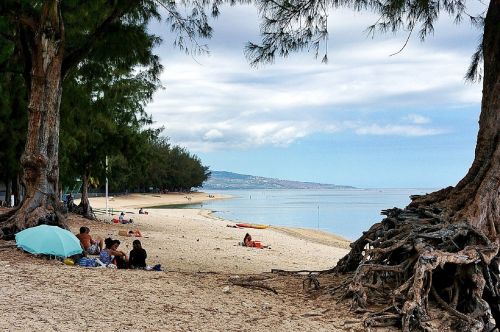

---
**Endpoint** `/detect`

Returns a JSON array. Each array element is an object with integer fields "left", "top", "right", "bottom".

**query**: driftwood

[
  {"left": 229, "top": 277, "right": 278, "bottom": 294},
  {"left": 329, "top": 207, "right": 500, "bottom": 331}
]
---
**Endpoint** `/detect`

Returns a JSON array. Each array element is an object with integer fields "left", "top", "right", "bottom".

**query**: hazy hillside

[{"left": 202, "top": 171, "right": 354, "bottom": 190}]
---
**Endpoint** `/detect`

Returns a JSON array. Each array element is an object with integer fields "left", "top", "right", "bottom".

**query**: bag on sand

[{"left": 78, "top": 257, "right": 97, "bottom": 267}]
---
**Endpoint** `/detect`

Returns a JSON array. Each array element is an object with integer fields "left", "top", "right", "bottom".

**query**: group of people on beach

[{"left": 75, "top": 226, "right": 154, "bottom": 270}]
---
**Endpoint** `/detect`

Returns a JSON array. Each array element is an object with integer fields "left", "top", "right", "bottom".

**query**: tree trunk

[
  {"left": 334, "top": 2, "right": 500, "bottom": 329},
  {"left": 78, "top": 169, "right": 96, "bottom": 220},
  {"left": 5, "top": 180, "right": 12, "bottom": 207},
  {"left": 409, "top": 0, "right": 500, "bottom": 238},
  {"left": 13, "top": 173, "right": 24, "bottom": 205},
  {"left": 0, "top": 2, "right": 66, "bottom": 239}
]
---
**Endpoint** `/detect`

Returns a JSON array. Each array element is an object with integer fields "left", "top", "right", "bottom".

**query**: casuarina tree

[
  {"left": 0, "top": 0, "right": 215, "bottom": 238},
  {"left": 246, "top": 0, "right": 499, "bottom": 329}
]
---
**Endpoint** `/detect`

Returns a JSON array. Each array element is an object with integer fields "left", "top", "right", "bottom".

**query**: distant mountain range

[{"left": 202, "top": 171, "right": 355, "bottom": 190}]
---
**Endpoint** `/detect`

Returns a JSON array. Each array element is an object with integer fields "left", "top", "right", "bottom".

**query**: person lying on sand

[
  {"left": 117, "top": 229, "right": 142, "bottom": 237},
  {"left": 76, "top": 226, "right": 103, "bottom": 255}
]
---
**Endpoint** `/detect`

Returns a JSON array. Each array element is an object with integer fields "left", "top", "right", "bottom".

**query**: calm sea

[{"left": 164, "top": 188, "right": 436, "bottom": 241}]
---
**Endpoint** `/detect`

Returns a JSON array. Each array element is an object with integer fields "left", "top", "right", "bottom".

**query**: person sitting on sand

[
  {"left": 129, "top": 240, "right": 147, "bottom": 269},
  {"left": 76, "top": 226, "right": 103, "bottom": 255},
  {"left": 119, "top": 212, "right": 133, "bottom": 224},
  {"left": 112, "top": 239, "right": 129, "bottom": 269},
  {"left": 139, "top": 208, "right": 148, "bottom": 215},
  {"left": 243, "top": 233, "right": 267, "bottom": 249},
  {"left": 99, "top": 238, "right": 128, "bottom": 267},
  {"left": 243, "top": 233, "right": 255, "bottom": 247}
]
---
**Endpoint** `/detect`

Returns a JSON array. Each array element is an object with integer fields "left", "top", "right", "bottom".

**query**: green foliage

[
  {"left": 105, "top": 131, "right": 210, "bottom": 193},
  {"left": 0, "top": 0, "right": 213, "bottom": 196},
  {"left": 245, "top": 0, "right": 486, "bottom": 79},
  {"left": 0, "top": 19, "right": 27, "bottom": 185}
]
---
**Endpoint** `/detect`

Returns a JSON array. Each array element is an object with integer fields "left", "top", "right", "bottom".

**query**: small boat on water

[{"left": 236, "top": 223, "right": 269, "bottom": 229}]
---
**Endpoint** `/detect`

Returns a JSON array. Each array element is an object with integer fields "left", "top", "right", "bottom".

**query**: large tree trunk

[
  {"left": 334, "top": 1, "right": 499, "bottom": 330},
  {"left": 0, "top": 2, "right": 66, "bottom": 239},
  {"left": 409, "top": 0, "right": 500, "bottom": 238}
]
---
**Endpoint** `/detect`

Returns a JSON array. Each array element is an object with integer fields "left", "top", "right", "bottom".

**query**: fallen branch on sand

[{"left": 229, "top": 278, "right": 278, "bottom": 294}]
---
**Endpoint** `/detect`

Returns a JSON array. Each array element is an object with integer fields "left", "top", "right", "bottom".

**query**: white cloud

[
  {"left": 405, "top": 114, "right": 431, "bottom": 124},
  {"left": 354, "top": 124, "right": 447, "bottom": 136},
  {"left": 146, "top": 6, "right": 482, "bottom": 152},
  {"left": 203, "top": 129, "right": 224, "bottom": 140}
]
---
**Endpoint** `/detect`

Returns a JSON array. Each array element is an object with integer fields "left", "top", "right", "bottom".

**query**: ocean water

[{"left": 169, "top": 188, "right": 435, "bottom": 240}]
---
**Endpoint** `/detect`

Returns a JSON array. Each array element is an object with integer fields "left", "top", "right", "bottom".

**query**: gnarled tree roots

[
  {"left": 0, "top": 205, "right": 65, "bottom": 240},
  {"left": 332, "top": 207, "right": 500, "bottom": 331}
]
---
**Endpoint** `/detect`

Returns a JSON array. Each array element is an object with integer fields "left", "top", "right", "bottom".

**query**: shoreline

[{"left": 84, "top": 192, "right": 351, "bottom": 249}]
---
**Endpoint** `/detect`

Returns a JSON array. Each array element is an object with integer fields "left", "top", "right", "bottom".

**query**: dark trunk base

[
  {"left": 332, "top": 205, "right": 500, "bottom": 331},
  {"left": 0, "top": 203, "right": 66, "bottom": 240},
  {"left": 75, "top": 202, "right": 96, "bottom": 220}
]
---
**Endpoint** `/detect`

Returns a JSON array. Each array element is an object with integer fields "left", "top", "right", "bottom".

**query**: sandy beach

[
  {"left": 76, "top": 193, "right": 351, "bottom": 274},
  {"left": 0, "top": 193, "right": 375, "bottom": 331}
]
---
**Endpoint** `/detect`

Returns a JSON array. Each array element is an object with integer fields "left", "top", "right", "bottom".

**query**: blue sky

[{"left": 146, "top": 3, "right": 486, "bottom": 188}]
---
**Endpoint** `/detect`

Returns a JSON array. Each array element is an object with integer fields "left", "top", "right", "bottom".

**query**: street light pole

[{"left": 105, "top": 156, "right": 109, "bottom": 215}]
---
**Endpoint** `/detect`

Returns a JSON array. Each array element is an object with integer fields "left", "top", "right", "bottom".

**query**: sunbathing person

[
  {"left": 76, "top": 226, "right": 103, "bottom": 255},
  {"left": 243, "top": 233, "right": 254, "bottom": 247},
  {"left": 243, "top": 233, "right": 267, "bottom": 249},
  {"left": 117, "top": 229, "right": 142, "bottom": 237},
  {"left": 129, "top": 240, "right": 147, "bottom": 269},
  {"left": 128, "top": 230, "right": 142, "bottom": 237}
]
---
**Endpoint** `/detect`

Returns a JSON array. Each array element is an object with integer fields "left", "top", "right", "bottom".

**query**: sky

[{"left": 146, "top": 2, "right": 487, "bottom": 188}]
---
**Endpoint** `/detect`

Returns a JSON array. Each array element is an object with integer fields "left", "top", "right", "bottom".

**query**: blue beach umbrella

[{"left": 15, "top": 225, "right": 83, "bottom": 258}]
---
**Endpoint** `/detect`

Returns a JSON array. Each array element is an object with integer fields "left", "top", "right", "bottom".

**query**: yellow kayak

[{"left": 236, "top": 223, "right": 269, "bottom": 229}]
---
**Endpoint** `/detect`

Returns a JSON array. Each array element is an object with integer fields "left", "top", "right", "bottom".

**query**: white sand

[{"left": 76, "top": 193, "right": 350, "bottom": 274}]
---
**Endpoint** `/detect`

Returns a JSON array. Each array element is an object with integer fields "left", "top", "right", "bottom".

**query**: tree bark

[
  {"left": 78, "top": 168, "right": 95, "bottom": 220},
  {"left": 0, "top": 1, "right": 66, "bottom": 239},
  {"left": 410, "top": 0, "right": 500, "bottom": 238},
  {"left": 5, "top": 180, "right": 12, "bottom": 207}
]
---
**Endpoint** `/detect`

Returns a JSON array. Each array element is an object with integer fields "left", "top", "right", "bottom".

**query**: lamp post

[{"left": 105, "top": 156, "right": 109, "bottom": 215}]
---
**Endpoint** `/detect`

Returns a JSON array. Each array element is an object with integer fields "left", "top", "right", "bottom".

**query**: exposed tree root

[
  {"left": 74, "top": 203, "right": 97, "bottom": 221},
  {"left": 0, "top": 203, "right": 66, "bottom": 240},
  {"left": 329, "top": 206, "right": 500, "bottom": 331},
  {"left": 229, "top": 277, "right": 278, "bottom": 294},
  {"left": 229, "top": 281, "right": 278, "bottom": 294}
]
